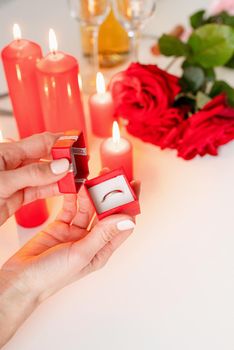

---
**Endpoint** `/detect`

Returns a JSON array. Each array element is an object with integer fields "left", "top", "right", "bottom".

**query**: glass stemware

[
  {"left": 68, "top": 0, "right": 110, "bottom": 93},
  {"left": 113, "top": 0, "right": 157, "bottom": 62}
]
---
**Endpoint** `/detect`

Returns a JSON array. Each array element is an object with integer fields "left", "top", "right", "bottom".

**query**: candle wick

[{"left": 114, "top": 139, "right": 120, "bottom": 149}]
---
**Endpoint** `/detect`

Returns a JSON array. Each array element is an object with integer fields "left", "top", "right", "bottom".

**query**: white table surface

[{"left": 1, "top": 0, "right": 234, "bottom": 349}]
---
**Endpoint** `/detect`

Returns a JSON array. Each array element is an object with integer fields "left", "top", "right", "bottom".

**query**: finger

[
  {"left": 70, "top": 214, "right": 135, "bottom": 267},
  {"left": 0, "top": 191, "right": 24, "bottom": 226},
  {"left": 0, "top": 158, "right": 70, "bottom": 198},
  {"left": 88, "top": 214, "right": 99, "bottom": 232},
  {"left": 0, "top": 132, "right": 62, "bottom": 171},
  {"left": 131, "top": 180, "right": 141, "bottom": 199},
  {"left": 87, "top": 213, "right": 98, "bottom": 231},
  {"left": 71, "top": 168, "right": 109, "bottom": 229},
  {"left": 71, "top": 185, "right": 95, "bottom": 229},
  {"left": 99, "top": 167, "right": 110, "bottom": 176},
  {"left": 56, "top": 194, "right": 78, "bottom": 224},
  {"left": 23, "top": 183, "right": 60, "bottom": 204},
  {"left": 0, "top": 183, "right": 60, "bottom": 224},
  {"left": 80, "top": 229, "right": 133, "bottom": 275}
]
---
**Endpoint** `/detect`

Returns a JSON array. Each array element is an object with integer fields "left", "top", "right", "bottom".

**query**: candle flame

[
  {"left": 96, "top": 72, "right": 106, "bottom": 94},
  {"left": 112, "top": 121, "right": 120, "bottom": 145},
  {"left": 49, "top": 28, "right": 58, "bottom": 54},
  {"left": 0, "top": 130, "right": 3, "bottom": 142},
  {"left": 13, "top": 23, "right": 22, "bottom": 40}
]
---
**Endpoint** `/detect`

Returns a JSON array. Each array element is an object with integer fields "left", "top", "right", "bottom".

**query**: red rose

[
  {"left": 127, "top": 108, "right": 184, "bottom": 149},
  {"left": 177, "top": 94, "right": 234, "bottom": 160},
  {"left": 110, "top": 63, "right": 234, "bottom": 161},
  {"left": 110, "top": 63, "right": 181, "bottom": 124}
]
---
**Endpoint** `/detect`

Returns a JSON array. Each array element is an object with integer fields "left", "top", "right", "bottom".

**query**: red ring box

[
  {"left": 52, "top": 130, "right": 89, "bottom": 194},
  {"left": 52, "top": 132, "right": 140, "bottom": 219},
  {"left": 84, "top": 168, "right": 140, "bottom": 220}
]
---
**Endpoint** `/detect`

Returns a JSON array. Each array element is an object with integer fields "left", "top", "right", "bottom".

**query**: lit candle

[
  {"left": 1, "top": 23, "right": 45, "bottom": 137},
  {"left": 1, "top": 24, "right": 49, "bottom": 228},
  {"left": 36, "top": 29, "right": 86, "bottom": 138},
  {"left": 100, "top": 121, "right": 133, "bottom": 181},
  {"left": 89, "top": 72, "right": 115, "bottom": 138}
]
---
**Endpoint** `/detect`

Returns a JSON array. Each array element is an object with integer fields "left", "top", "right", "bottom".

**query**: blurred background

[{"left": 0, "top": 0, "right": 212, "bottom": 93}]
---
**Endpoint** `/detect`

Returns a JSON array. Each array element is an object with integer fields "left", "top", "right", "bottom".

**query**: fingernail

[
  {"left": 50, "top": 158, "right": 70, "bottom": 175},
  {"left": 117, "top": 220, "right": 135, "bottom": 231}
]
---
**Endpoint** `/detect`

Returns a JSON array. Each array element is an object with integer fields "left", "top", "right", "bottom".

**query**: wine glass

[
  {"left": 113, "top": 0, "right": 156, "bottom": 62},
  {"left": 68, "top": 0, "right": 111, "bottom": 93}
]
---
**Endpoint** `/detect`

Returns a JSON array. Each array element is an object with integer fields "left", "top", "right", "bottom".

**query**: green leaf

[
  {"left": 182, "top": 61, "right": 216, "bottom": 82},
  {"left": 208, "top": 11, "right": 234, "bottom": 27},
  {"left": 190, "top": 10, "right": 206, "bottom": 29},
  {"left": 196, "top": 91, "right": 211, "bottom": 109},
  {"left": 174, "top": 94, "right": 196, "bottom": 115},
  {"left": 203, "top": 67, "right": 216, "bottom": 82},
  {"left": 210, "top": 80, "right": 234, "bottom": 106},
  {"left": 188, "top": 24, "right": 234, "bottom": 68},
  {"left": 158, "top": 35, "right": 189, "bottom": 57},
  {"left": 225, "top": 55, "right": 234, "bottom": 68},
  {"left": 180, "top": 66, "right": 205, "bottom": 93}
]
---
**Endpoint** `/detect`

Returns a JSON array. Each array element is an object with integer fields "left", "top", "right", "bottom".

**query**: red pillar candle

[
  {"left": 100, "top": 121, "right": 133, "bottom": 181},
  {"left": 89, "top": 72, "right": 114, "bottom": 138},
  {"left": 36, "top": 29, "right": 86, "bottom": 136},
  {"left": 1, "top": 24, "right": 48, "bottom": 228},
  {"left": 15, "top": 202, "right": 49, "bottom": 228},
  {"left": 1, "top": 24, "right": 45, "bottom": 137}
]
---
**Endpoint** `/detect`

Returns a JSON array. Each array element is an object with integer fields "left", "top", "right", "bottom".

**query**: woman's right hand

[{"left": 0, "top": 182, "right": 140, "bottom": 348}]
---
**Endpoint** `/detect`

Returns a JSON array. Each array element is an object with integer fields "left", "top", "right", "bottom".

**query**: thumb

[
  {"left": 71, "top": 215, "right": 135, "bottom": 267},
  {"left": 0, "top": 158, "right": 70, "bottom": 197}
]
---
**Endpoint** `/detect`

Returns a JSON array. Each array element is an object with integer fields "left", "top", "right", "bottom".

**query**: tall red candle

[
  {"left": 1, "top": 24, "right": 45, "bottom": 137},
  {"left": 1, "top": 24, "right": 48, "bottom": 228},
  {"left": 36, "top": 29, "right": 86, "bottom": 137},
  {"left": 100, "top": 121, "right": 133, "bottom": 181}
]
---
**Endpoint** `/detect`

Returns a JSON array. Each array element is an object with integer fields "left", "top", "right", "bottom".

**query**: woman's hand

[
  {"left": 0, "top": 182, "right": 140, "bottom": 348},
  {"left": 0, "top": 132, "right": 70, "bottom": 225}
]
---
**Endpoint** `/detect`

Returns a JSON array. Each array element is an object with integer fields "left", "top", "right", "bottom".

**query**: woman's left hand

[{"left": 0, "top": 132, "right": 70, "bottom": 225}]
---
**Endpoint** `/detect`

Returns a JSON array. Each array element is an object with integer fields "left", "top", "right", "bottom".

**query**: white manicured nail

[
  {"left": 50, "top": 158, "right": 70, "bottom": 175},
  {"left": 117, "top": 220, "right": 135, "bottom": 231}
]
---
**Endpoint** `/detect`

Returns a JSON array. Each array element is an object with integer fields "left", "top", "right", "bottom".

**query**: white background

[{"left": 1, "top": 0, "right": 234, "bottom": 349}]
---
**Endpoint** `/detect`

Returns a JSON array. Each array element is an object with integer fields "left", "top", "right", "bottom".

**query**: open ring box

[
  {"left": 85, "top": 169, "right": 140, "bottom": 220},
  {"left": 52, "top": 131, "right": 140, "bottom": 219}
]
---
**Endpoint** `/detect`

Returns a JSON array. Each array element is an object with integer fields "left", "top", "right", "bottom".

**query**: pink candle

[
  {"left": 100, "top": 121, "right": 133, "bottom": 181},
  {"left": 1, "top": 24, "right": 45, "bottom": 137},
  {"left": 36, "top": 29, "right": 86, "bottom": 137},
  {"left": 1, "top": 24, "right": 49, "bottom": 228},
  {"left": 89, "top": 72, "right": 114, "bottom": 138}
]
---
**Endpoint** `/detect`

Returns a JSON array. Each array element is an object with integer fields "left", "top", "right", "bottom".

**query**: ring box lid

[{"left": 52, "top": 130, "right": 89, "bottom": 193}]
